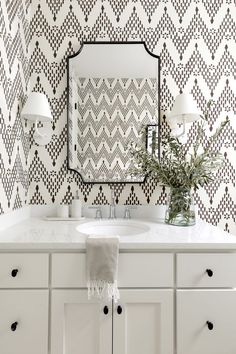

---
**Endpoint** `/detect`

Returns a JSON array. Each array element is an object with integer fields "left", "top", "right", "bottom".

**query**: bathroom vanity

[{"left": 0, "top": 217, "right": 236, "bottom": 354}]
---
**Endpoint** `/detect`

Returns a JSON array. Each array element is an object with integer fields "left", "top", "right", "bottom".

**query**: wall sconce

[
  {"left": 21, "top": 92, "right": 53, "bottom": 145},
  {"left": 166, "top": 93, "right": 201, "bottom": 137}
]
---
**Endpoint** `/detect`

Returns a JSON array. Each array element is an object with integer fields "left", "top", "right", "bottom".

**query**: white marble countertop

[{"left": 0, "top": 217, "right": 235, "bottom": 251}]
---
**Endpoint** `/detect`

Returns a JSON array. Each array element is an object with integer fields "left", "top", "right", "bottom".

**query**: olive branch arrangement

[
  {"left": 129, "top": 101, "right": 229, "bottom": 225},
  {"left": 129, "top": 101, "right": 229, "bottom": 191}
]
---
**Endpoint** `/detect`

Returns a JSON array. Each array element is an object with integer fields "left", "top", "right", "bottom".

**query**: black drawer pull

[
  {"left": 11, "top": 269, "right": 18, "bottom": 277},
  {"left": 206, "top": 321, "right": 214, "bottom": 330},
  {"left": 103, "top": 306, "right": 109, "bottom": 315},
  {"left": 11, "top": 322, "right": 18, "bottom": 331},
  {"left": 117, "top": 305, "right": 122, "bottom": 315},
  {"left": 206, "top": 269, "right": 213, "bottom": 277}
]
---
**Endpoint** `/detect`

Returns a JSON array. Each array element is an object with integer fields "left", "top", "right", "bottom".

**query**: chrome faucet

[
  {"left": 124, "top": 205, "right": 137, "bottom": 219},
  {"left": 109, "top": 189, "right": 116, "bottom": 219}
]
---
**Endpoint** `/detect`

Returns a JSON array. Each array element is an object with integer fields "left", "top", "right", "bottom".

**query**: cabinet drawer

[
  {"left": 0, "top": 290, "right": 48, "bottom": 354},
  {"left": 0, "top": 254, "right": 49, "bottom": 288},
  {"left": 52, "top": 253, "right": 174, "bottom": 288},
  {"left": 177, "top": 253, "right": 236, "bottom": 288},
  {"left": 177, "top": 290, "right": 236, "bottom": 354}
]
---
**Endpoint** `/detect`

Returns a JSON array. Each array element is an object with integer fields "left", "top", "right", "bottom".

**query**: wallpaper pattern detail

[
  {"left": 69, "top": 77, "right": 157, "bottom": 182},
  {"left": 0, "top": 0, "right": 30, "bottom": 214},
  {"left": 27, "top": 0, "right": 236, "bottom": 234}
]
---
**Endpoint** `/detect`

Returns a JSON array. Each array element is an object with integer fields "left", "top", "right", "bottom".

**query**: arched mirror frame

[{"left": 67, "top": 41, "right": 160, "bottom": 184}]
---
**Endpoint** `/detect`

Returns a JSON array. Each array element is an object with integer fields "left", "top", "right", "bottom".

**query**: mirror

[{"left": 67, "top": 42, "right": 160, "bottom": 183}]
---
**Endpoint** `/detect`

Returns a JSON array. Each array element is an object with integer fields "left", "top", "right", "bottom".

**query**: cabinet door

[
  {"left": 113, "top": 289, "right": 173, "bottom": 354},
  {"left": 0, "top": 290, "right": 48, "bottom": 354},
  {"left": 177, "top": 290, "right": 236, "bottom": 354},
  {"left": 51, "top": 290, "right": 112, "bottom": 354}
]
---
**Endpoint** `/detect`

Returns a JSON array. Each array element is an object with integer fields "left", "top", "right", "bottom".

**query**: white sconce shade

[
  {"left": 166, "top": 93, "right": 201, "bottom": 137},
  {"left": 21, "top": 92, "right": 53, "bottom": 145},
  {"left": 21, "top": 92, "right": 52, "bottom": 122}
]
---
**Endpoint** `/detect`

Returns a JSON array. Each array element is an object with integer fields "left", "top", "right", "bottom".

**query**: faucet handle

[
  {"left": 110, "top": 188, "right": 116, "bottom": 201},
  {"left": 124, "top": 205, "right": 137, "bottom": 219},
  {"left": 89, "top": 206, "right": 102, "bottom": 219}
]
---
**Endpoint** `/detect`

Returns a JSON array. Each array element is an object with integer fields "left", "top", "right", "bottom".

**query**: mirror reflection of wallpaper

[{"left": 70, "top": 77, "right": 158, "bottom": 182}]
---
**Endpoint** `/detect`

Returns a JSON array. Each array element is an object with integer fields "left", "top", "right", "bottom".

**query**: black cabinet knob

[
  {"left": 206, "top": 321, "right": 214, "bottom": 330},
  {"left": 103, "top": 306, "right": 109, "bottom": 315},
  {"left": 11, "top": 269, "right": 18, "bottom": 277},
  {"left": 117, "top": 305, "right": 122, "bottom": 315},
  {"left": 11, "top": 322, "right": 18, "bottom": 331},
  {"left": 206, "top": 269, "right": 213, "bottom": 277}
]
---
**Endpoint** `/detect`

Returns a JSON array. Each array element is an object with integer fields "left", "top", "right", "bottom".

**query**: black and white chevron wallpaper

[
  {"left": 0, "top": 0, "right": 30, "bottom": 214},
  {"left": 1, "top": 0, "right": 236, "bottom": 234}
]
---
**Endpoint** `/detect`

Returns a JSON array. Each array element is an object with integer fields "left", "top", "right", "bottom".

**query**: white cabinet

[
  {"left": 51, "top": 289, "right": 173, "bottom": 354},
  {"left": 50, "top": 251, "right": 236, "bottom": 354},
  {"left": 176, "top": 253, "right": 236, "bottom": 354},
  {"left": 51, "top": 290, "right": 112, "bottom": 354},
  {"left": 177, "top": 290, "right": 236, "bottom": 354},
  {"left": 0, "top": 249, "right": 235, "bottom": 354},
  {"left": 51, "top": 253, "right": 174, "bottom": 354},
  {"left": 0, "top": 253, "right": 49, "bottom": 354},
  {"left": 0, "top": 290, "right": 48, "bottom": 354},
  {"left": 113, "top": 290, "right": 173, "bottom": 354}
]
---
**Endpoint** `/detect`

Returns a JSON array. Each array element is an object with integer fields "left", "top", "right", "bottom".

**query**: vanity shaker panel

[
  {"left": 177, "top": 253, "right": 236, "bottom": 288},
  {"left": 51, "top": 253, "right": 87, "bottom": 288},
  {"left": 0, "top": 290, "right": 48, "bottom": 354},
  {"left": 118, "top": 253, "right": 174, "bottom": 287},
  {"left": 177, "top": 289, "right": 236, "bottom": 354},
  {"left": 51, "top": 289, "right": 112, "bottom": 354},
  {"left": 0, "top": 254, "right": 49, "bottom": 288},
  {"left": 113, "top": 289, "right": 173, "bottom": 354},
  {"left": 51, "top": 253, "right": 174, "bottom": 288}
]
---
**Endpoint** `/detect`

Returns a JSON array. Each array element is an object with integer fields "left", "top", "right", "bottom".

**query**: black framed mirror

[{"left": 67, "top": 41, "right": 160, "bottom": 183}]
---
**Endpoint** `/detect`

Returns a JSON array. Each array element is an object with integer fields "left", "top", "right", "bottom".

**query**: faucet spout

[{"left": 109, "top": 189, "right": 116, "bottom": 219}]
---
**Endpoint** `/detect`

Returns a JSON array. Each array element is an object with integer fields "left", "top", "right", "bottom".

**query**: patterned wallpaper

[
  {"left": 1, "top": 1, "right": 235, "bottom": 234},
  {"left": 28, "top": 0, "right": 236, "bottom": 234},
  {"left": 0, "top": 0, "right": 30, "bottom": 214}
]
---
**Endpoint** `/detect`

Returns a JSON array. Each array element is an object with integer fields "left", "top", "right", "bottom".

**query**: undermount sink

[{"left": 77, "top": 219, "right": 150, "bottom": 237}]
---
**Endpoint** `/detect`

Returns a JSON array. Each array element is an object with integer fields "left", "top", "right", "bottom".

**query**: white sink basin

[{"left": 77, "top": 219, "right": 150, "bottom": 237}]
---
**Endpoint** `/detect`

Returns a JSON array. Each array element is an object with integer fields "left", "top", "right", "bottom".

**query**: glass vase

[{"left": 165, "top": 187, "right": 196, "bottom": 226}]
